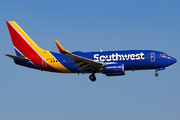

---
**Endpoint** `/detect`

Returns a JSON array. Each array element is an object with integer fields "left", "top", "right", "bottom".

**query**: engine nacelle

[{"left": 101, "top": 63, "right": 125, "bottom": 76}]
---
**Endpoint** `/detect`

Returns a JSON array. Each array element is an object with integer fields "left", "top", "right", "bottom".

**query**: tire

[
  {"left": 155, "top": 73, "right": 159, "bottom": 77},
  {"left": 89, "top": 75, "right": 96, "bottom": 82}
]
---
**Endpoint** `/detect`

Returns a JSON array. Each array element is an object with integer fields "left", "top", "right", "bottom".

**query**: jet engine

[{"left": 100, "top": 63, "right": 125, "bottom": 76}]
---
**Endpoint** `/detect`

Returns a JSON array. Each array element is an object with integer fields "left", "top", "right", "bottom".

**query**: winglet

[{"left": 54, "top": 39, "right": 69, "bottom": 53}]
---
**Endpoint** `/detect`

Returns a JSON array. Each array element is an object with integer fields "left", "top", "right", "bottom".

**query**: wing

[{"left": 54, "top": 39, "right": 103, "bottom": 72}]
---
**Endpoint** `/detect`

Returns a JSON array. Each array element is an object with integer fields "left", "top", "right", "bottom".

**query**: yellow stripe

[
  {"left": 10, "top": 21, "right": 72, "bottom": 73},
  {"left": 40, "top": 51, "right": 72, "bottom": 73}
]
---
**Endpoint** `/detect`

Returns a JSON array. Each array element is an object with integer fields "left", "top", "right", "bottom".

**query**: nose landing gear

[
  {"left": 155, "top": 72, "right": 159, "bottom": 77},
  {"left": 155, "top": 67, "right": 165, "bottom": 77}
]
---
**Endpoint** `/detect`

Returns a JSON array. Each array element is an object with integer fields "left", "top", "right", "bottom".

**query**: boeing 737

[{"left": 5, "top": 21, "right": 177, "bottom": 82}]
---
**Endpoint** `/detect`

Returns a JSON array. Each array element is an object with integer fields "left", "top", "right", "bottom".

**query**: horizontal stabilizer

[{"left": 5, "top": 54, "right": 30, "bottom": 62}]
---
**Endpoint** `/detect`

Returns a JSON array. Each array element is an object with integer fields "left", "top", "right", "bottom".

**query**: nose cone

[{"left": 168, "top": 57, "right": 177, "bottom": 65}]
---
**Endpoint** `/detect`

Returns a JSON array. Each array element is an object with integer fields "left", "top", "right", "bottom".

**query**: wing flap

[
  {"left": 78, "top": 64, "right": 90, "bottom": 70},
  {"left": 73, "top": 62, "right": 86, "bottom": 67}
]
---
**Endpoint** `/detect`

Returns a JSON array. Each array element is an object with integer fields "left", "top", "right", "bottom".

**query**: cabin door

[{"left": 150, "top": 52, "right": 155, "bottom": 62}]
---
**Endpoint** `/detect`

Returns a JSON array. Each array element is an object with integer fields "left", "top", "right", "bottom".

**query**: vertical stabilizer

[
  {"left": 6, "top": 21, "right": 71, "bottom": 73},
  {"left": 6, "top": 21, "right": 43, "bottom": 59}
]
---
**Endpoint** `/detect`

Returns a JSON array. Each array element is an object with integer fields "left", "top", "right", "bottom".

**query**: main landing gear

[{"left": 89, "top": 73, "right": 96, "bottom": 82}]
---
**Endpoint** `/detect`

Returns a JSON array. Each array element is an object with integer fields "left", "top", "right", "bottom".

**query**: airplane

[{"left": 5, "top": 21, "right": 177, "bottom": 82}]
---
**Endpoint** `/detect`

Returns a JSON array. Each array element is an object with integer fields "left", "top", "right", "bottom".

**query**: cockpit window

[{"left": 160, "top": 54, "right": 168, "bottom": 57}]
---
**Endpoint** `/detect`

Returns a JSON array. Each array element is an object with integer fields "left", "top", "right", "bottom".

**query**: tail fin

[
  {"left": 6, "top": 21, "right": 67, "bottom": 73},
  {"left": 6, "top": 21, "right": 44, "bottom": 59}
]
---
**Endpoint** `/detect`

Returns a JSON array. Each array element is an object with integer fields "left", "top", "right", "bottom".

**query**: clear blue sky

[{"left": 1, "top": 0, "right": 180, "bottom": 120}]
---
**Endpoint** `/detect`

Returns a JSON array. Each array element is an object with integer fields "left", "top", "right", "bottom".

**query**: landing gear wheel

[
  {"left": 89, "top": 75, "right": 96, "bottom": 82},
  {"left": 155, "top": 73, "right": 159, "bottom": 77}
]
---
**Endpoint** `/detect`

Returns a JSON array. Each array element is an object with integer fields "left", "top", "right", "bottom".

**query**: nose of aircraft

[{"left": 168, "top": 56, "right": 177, "bottom": 65}]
